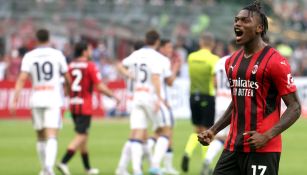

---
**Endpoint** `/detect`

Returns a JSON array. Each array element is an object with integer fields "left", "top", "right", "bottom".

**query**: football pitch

[{"left": 0, "top": 117, "right": 306, "bottom": 175}]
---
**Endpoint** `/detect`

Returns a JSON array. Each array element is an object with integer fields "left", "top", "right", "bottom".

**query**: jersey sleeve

[
  {"left": 59, "top": 52, "right": 68, "bottom": 74},
  {"left": 122, "top": 53, "right": 133, "bottom": 67},
  {"left": 225, "top": 56, "right": 231, "bottom": 77},
  {"left": 21, "top": 54, "right": 31, "bottom": 72},
  {"left": 268, "top": 54, "right": 297, "bottom": 96},
  {"left": 164, "top": 57, "right": 172, "bottom": 78},
  {"left": 89, "top": 62, "right": 101, "bottom": 85}
]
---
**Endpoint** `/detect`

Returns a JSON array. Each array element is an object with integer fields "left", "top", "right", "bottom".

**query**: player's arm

[
  {"left": 63, "top": 72, "right": 71, "bottom": 95},
  {"left": 165, "top": 58, "right": 181, "bottom": 86},
  {"left": 11, "top": 71, "right": 29, "bottom": 113},
  {"left": 265, "top": 92, "right": 301, "bottom": 139},
  {"left": 198, "top": 101, "right": 233, "bottom": 146},
  {"left": 116, "top": 62, "right": 133, "bottom": 80},
  {"left": 96, "top": 82, "right": 120, "bottom": 104},
  {"left": 152, "top": 73, "right": 164, "bottom": 111}
]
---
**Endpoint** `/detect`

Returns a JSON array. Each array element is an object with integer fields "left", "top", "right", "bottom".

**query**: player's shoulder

[{"left": 267, "top": 47, "right": 288, "bottom": 65}]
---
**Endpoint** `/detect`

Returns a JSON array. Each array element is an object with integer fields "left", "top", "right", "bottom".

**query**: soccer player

[
  {"left": 57, "top": 41, "right": 120, "bottom": 175},
  {"left": 198, "top": 1, "right": 301, "bottom": 175},
  {"left": 116, "top": 30, "right": 166, "bottom": 175},
  {"left": 201, "top": 39, "right": 240, "bottom": 175},
  {"left": 12, "top": 29, "right": 70, "bottom": 175},
  {"left": 181, "top": 32, "right": 219, "bottom": 173},
  {"left": 147, "top": 39, "right": 180, "bottom": 175}
]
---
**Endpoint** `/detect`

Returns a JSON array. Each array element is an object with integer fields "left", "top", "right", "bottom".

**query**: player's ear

[{"left": 256, "top": 24, "right": 263, "bottom": 35}]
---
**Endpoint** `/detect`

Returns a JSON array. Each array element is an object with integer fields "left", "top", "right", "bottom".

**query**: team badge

[{"left": 252, "top": 65, "right": 259, "bottom": 74}]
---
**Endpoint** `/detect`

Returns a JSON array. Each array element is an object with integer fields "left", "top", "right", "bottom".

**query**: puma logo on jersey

[
  {"left": 280, "top": 61, "right": 287, "bottom": 65},
  {"left": 229, "top": 65, "right": 236, "bottom": 71}
]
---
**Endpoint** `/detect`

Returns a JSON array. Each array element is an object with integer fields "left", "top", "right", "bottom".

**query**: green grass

[{"left": 0, "top": 118, "right": 307, "bottom": 175}]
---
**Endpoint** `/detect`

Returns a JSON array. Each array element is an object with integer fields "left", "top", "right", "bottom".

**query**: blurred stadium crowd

[{"left": 0, "top": 0, "right": 307, "bottom": 82}]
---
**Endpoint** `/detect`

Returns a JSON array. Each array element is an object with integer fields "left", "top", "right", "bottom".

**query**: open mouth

[{"left": 234, "top": 28, "right": 244, "bottom": 40}]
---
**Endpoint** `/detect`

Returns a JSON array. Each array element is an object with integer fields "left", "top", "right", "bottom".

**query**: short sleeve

[
  {"left": 268, "top": 54, "right": 297, "bottom": 96},
  {"left": 89, "top": 62, "right": 101, "bottom": 85},
  {"left": 59, "top": 52, "right": 68, "bottom": 74},
  {"left": 21, "top": 54, "right": 31, "bottom": 72},
  {"left": 122, "top": 54, "right": 133, "bottom": 67}
]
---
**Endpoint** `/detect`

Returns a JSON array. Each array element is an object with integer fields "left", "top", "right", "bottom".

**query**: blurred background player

[
  {"left": 12, "top": 29, "right": 70, "bottom": 175},
  {"left": 181, "top": 32, "right": 219, "bottom": 173},
  {"left": 201, "top": 39, "right": 240, "bottom": 175},
  {"left": 147, "top": 39, "right": 181, "bottom": 175},
  {"left": 114, "top": 40, "right": 144, "bottom": 175},
  {"left": 57, "top": 41, "right": 120, "bottom": 175},
  {"left": 115, "top": 30, "right": 166, "bottom": 175}
]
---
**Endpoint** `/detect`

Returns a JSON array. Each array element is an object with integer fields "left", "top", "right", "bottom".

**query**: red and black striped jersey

[
  {"left": 224, "top": 46, "right": 297, "bottom": 152},
  {"left": 68, "top": 60, "right": 101, "bottom": 115}
]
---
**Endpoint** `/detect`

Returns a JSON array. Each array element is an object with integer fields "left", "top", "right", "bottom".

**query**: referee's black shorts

[
  {"left": 214, "top": 150, "right": 280, "bottom": 175},
  {"left": 72, "top": 114, "right": 92, "bottom": 134},
  {"left": 189, "top": 93, "right": 215, "bottom": 128}
]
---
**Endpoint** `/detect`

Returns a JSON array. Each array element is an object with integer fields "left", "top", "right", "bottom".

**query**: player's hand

[
  {"left": 114, "top": 96, "right": 121, "bottom": 106},
  {"left": 154, "top": 99, "right": 162, "bottom": 113},
  {"left": 9, "top": 97, "right": 18, "bottom": 116},
  {"left": 198, "top": 129, "right": 215, "bottom": 146},
  {"left": 244, "top": 131, "right": 270, "bottom": 149}
]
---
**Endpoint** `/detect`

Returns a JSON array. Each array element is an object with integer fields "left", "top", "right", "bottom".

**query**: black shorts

[
  {"left": 189, "top": 94, "right": 215, "bottom": 128},
  {"left": 72, "top": 114, "right": 92, "bottom": 134},
  {"left": 214, "top": 150, "right": 281, "bottom": 175}
]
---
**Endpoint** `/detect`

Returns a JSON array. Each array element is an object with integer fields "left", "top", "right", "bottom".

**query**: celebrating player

[{"left": 198, "top": 1, "right": 301, "bottom": 175}]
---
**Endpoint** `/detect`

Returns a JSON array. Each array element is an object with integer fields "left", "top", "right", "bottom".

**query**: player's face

[
  {"left": 160, "top": 42, "right": 173, "bottom": 58},
  {"left": 234, "top": 10, "right": 263, "bottom": 45}
]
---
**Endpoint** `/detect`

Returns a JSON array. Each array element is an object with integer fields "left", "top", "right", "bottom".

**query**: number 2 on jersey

[{"left": 71, "top": 69, "right": 82, "bottom": 92}]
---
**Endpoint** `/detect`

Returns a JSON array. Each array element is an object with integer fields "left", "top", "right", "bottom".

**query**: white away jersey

[
  {"left": 158, "top": 55, "right": 172, "bottom": 100},
  {"left": 122, "top": 47, "right": 165, "bottom": 103},
  {"left": 21, "top": 47, "right": 68, "bottom": 107},
  {"left": 215, "top": 55, "right": 232, "bottom": 111}
]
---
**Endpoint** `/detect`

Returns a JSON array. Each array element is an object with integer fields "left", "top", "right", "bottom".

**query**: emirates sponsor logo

[{"left": 229, "top": 78, "right": 259, "bottom": 97}]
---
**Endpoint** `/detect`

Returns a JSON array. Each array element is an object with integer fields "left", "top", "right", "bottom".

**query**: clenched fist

[{"left": 197, "top": 130, "right": 215, "bottom": 146}]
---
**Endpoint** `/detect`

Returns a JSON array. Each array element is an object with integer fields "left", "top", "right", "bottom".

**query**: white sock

[
  {"left": 163, "top": 149, "right": 174, "bottom": 169},
  {"left": 204, "top": 139, "right": 223, "bottom": 164},
  {"left": 147, "top": 137, "right": 156, "bottom": 154},
  {"left": 44, "top": 137, "right": 57, "bottom": 172},
  {"left": 131, "top": 140, "right": 143, "bottom": 174},
  {"left": 143, "top": 142, "right": 151, "bottom": 165},
  {"left": 117, "top": 140, "right": 131, "bottom": 171},
  {"left": 151, "top": 136, "right": 169, "bottom": 168},
  {"left": 36, "top": 140, "right": 46, "bottom": 169}
]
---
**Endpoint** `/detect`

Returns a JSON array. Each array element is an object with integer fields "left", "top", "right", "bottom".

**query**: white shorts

[
  {"left": 215, "top": 109, "right": 229, "bottom": 137},
  {"left": 32, "top": 107, "right": 62, "bottom": 130},
  {"left": 130, "top": 103, "right": 155, "bottom": 130},
  {"left": 152, "top": 103, "right": 174, "bottom": 130}
]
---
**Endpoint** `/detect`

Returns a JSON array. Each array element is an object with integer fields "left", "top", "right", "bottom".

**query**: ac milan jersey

[
  {"left": 225, "top": 46, "right": 296, "bottom": 153},
  {"left": 68, "top": 60, "right": 101, "bottom": 115}
]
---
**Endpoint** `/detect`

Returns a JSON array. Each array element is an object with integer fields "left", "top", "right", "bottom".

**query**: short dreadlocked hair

[{"left": 243, "top": 0, "right": 268, "bottom": 39}]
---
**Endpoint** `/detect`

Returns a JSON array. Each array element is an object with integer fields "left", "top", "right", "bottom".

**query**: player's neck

[
  {"left": 76, "top": 56, "right": 88, "bottom": 61},
  {"left": 243, "top": 37, "right": 267, "bottom": 57},
  {"left": 37, "top": 42, "right": 49, "bottom": 48}
]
